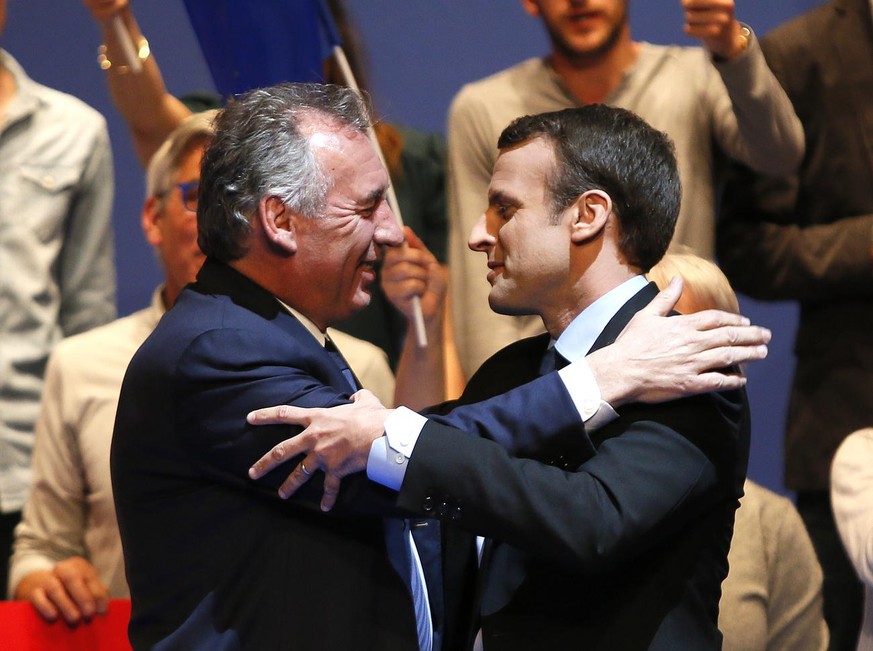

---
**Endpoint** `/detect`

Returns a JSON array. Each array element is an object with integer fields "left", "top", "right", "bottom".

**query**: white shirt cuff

[
  {"left": 558, "top": 357, "right": 618, "bottom": 430},
  {"left": 367, "top": 406, "right": 428, "bottom": 490}
]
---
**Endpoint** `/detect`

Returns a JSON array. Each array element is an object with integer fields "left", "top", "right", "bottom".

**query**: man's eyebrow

[
  {"left": 360, "top": 187, "right": 387, "bottom": 206},
  {"left": 488, "top": 189, "right": 519, "bottom": 207}
]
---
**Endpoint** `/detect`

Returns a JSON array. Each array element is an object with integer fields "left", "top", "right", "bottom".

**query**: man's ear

[
  {"left": 259, "top": 195, "right": 297, "bottom": 254},
  {"left": 142, "top": 196, "right": 163, "bottom": 247},
  {"left": 570, "top": 189, "right": 612, "bottom": 244}
]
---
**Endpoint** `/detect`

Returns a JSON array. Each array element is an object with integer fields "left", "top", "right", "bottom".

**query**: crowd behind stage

[{"left": 2, "top": 0, "right": 872, "bottom": 650}]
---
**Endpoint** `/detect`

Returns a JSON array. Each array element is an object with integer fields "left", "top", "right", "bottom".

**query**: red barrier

[{"left": 0, "top": 599, "right": 132, "bottom": 650}]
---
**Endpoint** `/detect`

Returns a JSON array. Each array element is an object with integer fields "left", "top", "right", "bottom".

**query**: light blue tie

[{"left": 384, "top": 518, "right": 433, "bottom": 651}]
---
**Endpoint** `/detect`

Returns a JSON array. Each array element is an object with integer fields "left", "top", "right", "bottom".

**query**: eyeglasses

[{"left": 162, "top": 181, "right": 199, "bottom": 213}]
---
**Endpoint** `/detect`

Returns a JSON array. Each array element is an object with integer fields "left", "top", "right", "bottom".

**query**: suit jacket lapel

[{"left": 588, "top": 282, "right": 660, "bottom": 355}]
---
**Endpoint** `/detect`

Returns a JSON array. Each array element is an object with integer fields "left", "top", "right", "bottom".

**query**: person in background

[
  {"left": 716, "top": 1, "right": 873, "bottom": 647},
  {"left": 0, "top": 0, "right": 116, "bottom": 597},
  {"left": 7, "top": 111, "right": 214, "bottom": 623},
  {"left": 832, "top": 429, "right": 873, "bottom": 651},
  {"left": 648, "top": 251, "right": 829, "bottom": 651},
  {"left": 447, "top": 0, "right": 804, "bottom": 378}
]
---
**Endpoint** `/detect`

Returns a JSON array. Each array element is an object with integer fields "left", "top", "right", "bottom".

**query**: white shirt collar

[{"left": 554, "top": 275, "right": 649, "bottom": 362}]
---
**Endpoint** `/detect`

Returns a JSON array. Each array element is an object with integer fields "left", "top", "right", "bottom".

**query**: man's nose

[
  {"left": 468, "top": 213, "right": 494, "bottom": 252},
  {"left": 374, "top": 202, "right": 405, "bottom": 247}
]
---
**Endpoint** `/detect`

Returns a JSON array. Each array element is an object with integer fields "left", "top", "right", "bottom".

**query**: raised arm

[
  {"left": 684, "top": 0, "right": 804, "bottom": 176},
  {"left": 83, "top": 0, "right": 193, "bottom": 166}
]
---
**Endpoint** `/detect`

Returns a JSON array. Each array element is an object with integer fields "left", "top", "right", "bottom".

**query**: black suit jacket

[
  {"left": 400, "top": 283, "right": 751, "bottom": 650},
  {"left": 111, "top": 259, "right": 586, "bottom": 650}
]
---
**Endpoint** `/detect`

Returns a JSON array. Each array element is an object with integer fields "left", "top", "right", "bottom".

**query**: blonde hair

[
  {"left": 146, "top": 109, "right": 218, "bottom": 199},
  {"left": 648, "top": 251, "right": 740, "bottom": 315}
]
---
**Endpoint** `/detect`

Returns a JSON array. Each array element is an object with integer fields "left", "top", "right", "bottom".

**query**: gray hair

[
  {"left": 146, "top": 109, "right": 217, "bottom": 200},
  {"left": 197, "top": 82, "right": 373, "bottom": 262}
]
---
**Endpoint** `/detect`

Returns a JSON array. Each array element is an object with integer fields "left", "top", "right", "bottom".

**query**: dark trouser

[
  {"left": 796, "top": 491, "right": 864, "bottom": 651},
  {"left": 0, "top": 510, "right": 22, "bottom": 600}
]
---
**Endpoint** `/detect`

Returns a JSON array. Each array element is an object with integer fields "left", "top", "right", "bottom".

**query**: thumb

[{"left": 643, "top": 275, "right": 683, "bottom": 316}]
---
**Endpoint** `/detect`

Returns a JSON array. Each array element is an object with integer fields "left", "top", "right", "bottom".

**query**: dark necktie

[
  {"left": 323, "top": 334, "right": 360, "bottom": 391},
  {"left": 322, "top": 334, "right": 433, "bottom": 649},
  {"left": 538, "top": 344, "right": 569, "bottom": 375}
]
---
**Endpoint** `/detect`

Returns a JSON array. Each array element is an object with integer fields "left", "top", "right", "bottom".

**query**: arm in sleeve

[
  {"left": 831, "top": 429, "right": 873, "bottom": 588},
  {"left": 397, "top": 391, "right": 740, "bottom": 571},
  {"left": 370, "top": 365, "right": 607, "bottom": 488},
  {"left": 710, "top": 28, "right": 804, "bottom": 176},
  {"left": 174, "top": 327, "right": 404, "bottom": 518},
  {"left": 8, "top": 352, "right": 89, "bottom": 595},
  {"left": 717, "top": 166, "right": 873, "bottom": 301},
  {"left": 58, "top": 122, "right": 117, "bottom": 336}
]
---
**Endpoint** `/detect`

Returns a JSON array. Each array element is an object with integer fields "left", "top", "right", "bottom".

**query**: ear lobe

[
  {"left": 142, "top": 196, "right": 163, "bottom": 247},
  {"left": 259, "top": 195, "right": 298, "bottom": 254},
  {"left": 570, "top": 190, "right": 612, "bottom": 244}
]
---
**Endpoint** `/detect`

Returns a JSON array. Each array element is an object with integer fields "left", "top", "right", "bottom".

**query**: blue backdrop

[{"left": 4, "top": 0, "right": 823, "bottom": 495}]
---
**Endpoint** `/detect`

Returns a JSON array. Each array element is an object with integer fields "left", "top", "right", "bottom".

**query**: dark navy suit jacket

[
  {"left": 402, "top": 283, "right": 751, "bottom": 650},
  {"left": 111, "top": 259, "right": 584, "bottom": 651}
]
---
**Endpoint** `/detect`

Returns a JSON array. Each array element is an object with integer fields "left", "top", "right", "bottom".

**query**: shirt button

[{"left": 394, "top": 453, "right": 405, "bottom": 465}]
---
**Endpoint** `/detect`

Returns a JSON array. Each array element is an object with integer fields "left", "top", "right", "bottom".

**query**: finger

[
  {"left": 320, "top": 475, "right": 343, "bottom": 512},
  {"left": 85, "top": 575, "right": 110, "bottom": 615},
  {"left": 641, "top": 275, "right": 683, "bottom": 316},
  {"left": 278, "top": 461, "right": 316, "bottom": 499},
  {"left": 685, "top": 370, "right": 747, "bottom": 395},
  {"left": 679, "top": 308, "right": 753, "bottom": 330},
  {"left": 696, "top": 342, "right": 769, "bottom": 369},
  {"left": 351, "top": 389, "right": 379, "bottom": 406},
  {"left": 695, "top": 322, "right": 772, "bottom": 346},
  {"left": 403, "top": 227, "right": 427, "bottom": 251},
  {"left": 249, "top": 437, "right": 308, "bottom": 479},
  {"left": 247, "top": 404, "right": 310, "bottom": 426},
  {"left": 61, "top": 575, "right": 98, "bottom": 620},
  {"left": 43, "top": 581, "right": 83, "bottom": 625},
  {"left": 29, "top": 587, "right": 60, "bottom": 623}
]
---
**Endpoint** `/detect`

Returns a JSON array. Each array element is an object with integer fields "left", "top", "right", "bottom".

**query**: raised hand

[
  {"left": 682, "top": 0, "right": 748, "bottom": 61},
  {"left": 382, "top": 227, "right": 447, "bottom": 324}
]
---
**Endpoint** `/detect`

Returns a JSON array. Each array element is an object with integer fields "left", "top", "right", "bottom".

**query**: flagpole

[
  {"left": 107, "top": 16, "right": 143, "bottom": 74},
  {"left": 330, "top": 45, "right": 428, "bottom": 348}
]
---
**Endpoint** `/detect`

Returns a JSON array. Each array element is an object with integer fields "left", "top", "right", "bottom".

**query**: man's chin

[{"left": 487, "top": 293, "right": 529, "bottom": 317}]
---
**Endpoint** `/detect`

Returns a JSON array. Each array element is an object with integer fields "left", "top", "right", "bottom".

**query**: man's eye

[{"left": 496, "top": 205, "right": 514, "bottom": 220}]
